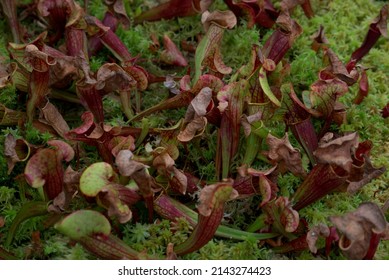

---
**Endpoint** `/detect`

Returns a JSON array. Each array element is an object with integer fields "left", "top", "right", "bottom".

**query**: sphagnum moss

[{"left": 0, "top": 0, "right": 388, "bottom": 260}]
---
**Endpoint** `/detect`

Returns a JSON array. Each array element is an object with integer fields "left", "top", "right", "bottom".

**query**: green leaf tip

[{"left": 55, "top": 210, "right": 111, "bottom": 241}]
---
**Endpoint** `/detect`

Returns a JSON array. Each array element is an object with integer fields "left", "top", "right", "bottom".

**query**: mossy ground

[{"left": 0, "top": 0, "right": 388, "bottom": 259}]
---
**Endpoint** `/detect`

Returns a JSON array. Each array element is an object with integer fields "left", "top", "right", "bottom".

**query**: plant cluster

[{"left": 0, "top": 0, "right": 388, "bottom": 260}]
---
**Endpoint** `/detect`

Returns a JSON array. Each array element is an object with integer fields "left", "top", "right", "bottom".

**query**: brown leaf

[
  {"left": 194, "top": 11, "right": 236, "bottom": 82},
  {"left": 160, "top": 35, "right": 188, "bottom": 67},
  {"left": 96, "top": 63, "right": 136, "bottom": 93},
  {"left": 201, "top": 10, "right": 237, "bottom": 32},
  {"left": 25, "top": 44, "right": 56, "bottom": 72},
  {"left": 116, "top": 150, "right": 153, "bottom": 196},
  {"left": 40, "top": 101, "right": 70, "bottom": 138},
  {"left": 322, "top": 49, "right": 358, "bottom": 85},
  {"left": 4, "top": 134, "right": 31, "bottom": 174},
  {"left": 153, "top": 150, "right": 174, "bottom": 171},
  {"left": 177, "top": 117, "right": 207, "bottom": 142},
  {"left": 0, "top": 60, "right": 17, "bottom": 89},
  {"left": 244, "top": 165, "right": 278, "bottom": 205},
  {"left": 187, "top": 87, "right": 213, "bottom": 119},
  {"left": 306, "top": 223, "right": 330, "bottom": 254},
  {"left": 99, "top": 187, "right": 132, "bottom": 223},
  {"left": 314, "top": 132, "right": 359, "bottom": 173},
  {"left": 116, "top": 150, "right": 144, "bottom": 176},
  {"left": 63, "top": 166, "right": 81, "bottom": 193},
  {"left": 166, "top": 243, "right": 177, "bottom": 260},
  {"left": 266, "top": 133, "right": 306, "bottom": 177},
  {"left": 310, "top": 25, "right": 329, "bottom": 52},
  {"left": 170, "top": 167, "right": 188, "bottom": 194},
  {"left": 330, "top": 202, "right": 388, "bottom": 259},
  {"left": 347, "top": 156, "right": 386, "bottom": 194}
]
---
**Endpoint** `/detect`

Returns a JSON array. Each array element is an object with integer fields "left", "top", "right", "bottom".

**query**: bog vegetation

[{"left": 0, "top": 0, "right": 388, "bottom": 260}]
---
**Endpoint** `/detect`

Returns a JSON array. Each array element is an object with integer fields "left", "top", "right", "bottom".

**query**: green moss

[
  {"left": 0, "top": 84, "right": 18, "bottom": 109},
  {"left": 289, "top": 49, "right": 322, "bottom": 89},
  {"left": 222, "top": 22, "right": 260, "bottom": 70},
  {"left": 0, "top": 20, "right": 10, "bottom": 57},
  {"left": 86, "top": 0, "right": 107, "bottom": 20},
  {"left": 24, "top": 122, "right": 53, "bottom": 145},
  {"left": 0, "top": 0, "right": 388, "bottom": 260}
]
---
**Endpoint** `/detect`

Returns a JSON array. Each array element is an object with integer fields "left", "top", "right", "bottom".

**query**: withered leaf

[
  {"left": 306, "top": 223, "right": 330, "bottom": 254},
  {"left": 266, "top": 133, "right": 306, "bottom": 177},
  {"left": 310, "top": 25, "right": 329, "bottom": 51},
  {"left": 116, "top": 150, "right": 153, "bottom": 196},
  {"left": 330, "top": 202, "right": 388, "bottom": 259},
  {"left": 160, "top": 35, "right": 188, "bottom": 67},
  {"left": 314, "top": 132, "right": 359, "bottom": 173},
  {"left": 4, "top": 134, "right": 31, "bottom": 174},
  {"left": 40, "top": 101, "right": 70, "bottom": 138},
  {"left": 347, "top": 155, "right": 386, "bottom": 194},
  {"left": 201, "top": 10, "right": 237, "bottom": 32},
  {"left": 177, "top": 117, "right": 207, "bottom": 142},
  {"left": 0, "top": 60, "right": 17, "bottom": 89},
  {"left": 189, "top": 87, "right": 212, "bottom": 118},
  {"left": 96, "top": 63, "right": 135, "bottom": 93}
]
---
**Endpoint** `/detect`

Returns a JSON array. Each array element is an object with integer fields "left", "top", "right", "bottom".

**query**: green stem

[
  {"left": 242, "top": 132, "right": 261, "bottom": 166},
  {"left": 51, "top": 89, "right": 81, "bottom": 104},
  {"left": 134, "top": 88, "right": 141, "bottom": 113},
  {"left": 5, "top": 201, "right": 48, "bottom": 247},
  {"left": 246, "top": 214, "right": 267, "bottom": 233},
  {"left": 119, "top": 90, "right": 134, "bottom": 120},
  {"left": 135, "top": 118, "right": 150, "bottom": 147},
  {"left": 259, "top": 67, "right": 281, "bottom": 107},
  {"left": 154, "top": 195, "right": 278, "bottom": 241}
]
